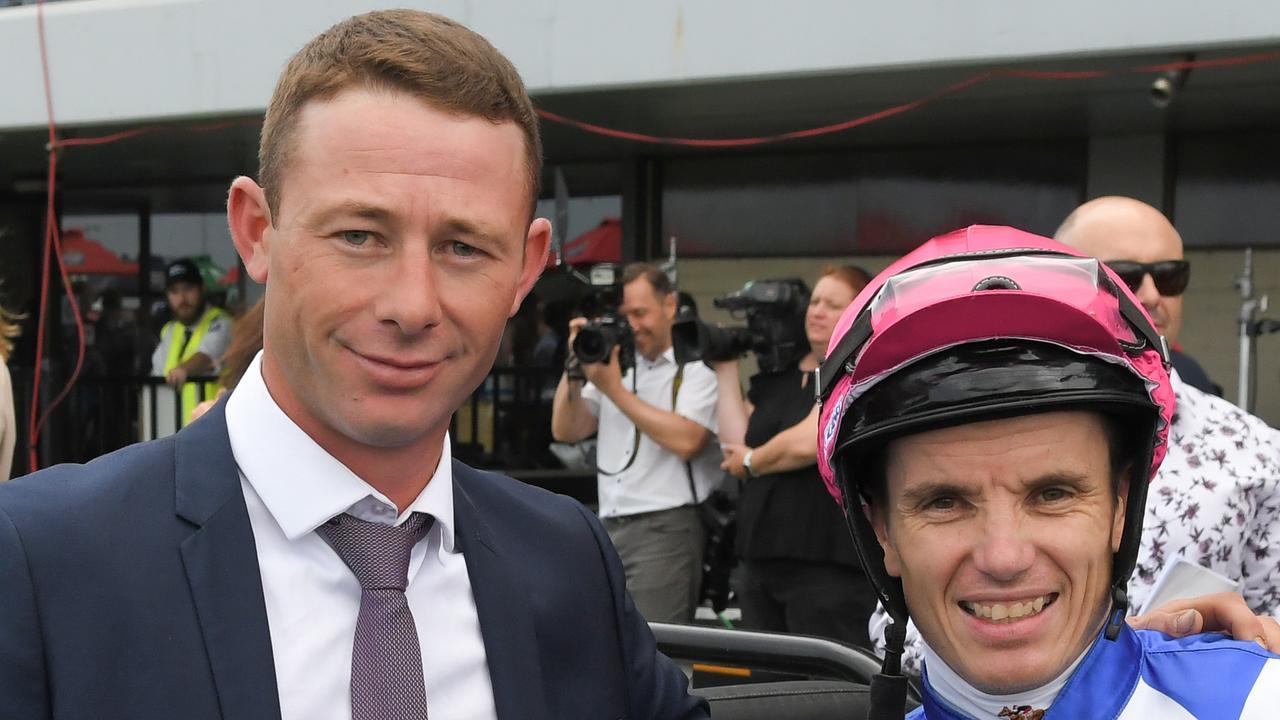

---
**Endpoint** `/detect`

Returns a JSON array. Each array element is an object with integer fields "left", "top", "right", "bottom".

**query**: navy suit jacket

[{"left": 0, "top": 402, "right": 708, "bottom": 719}]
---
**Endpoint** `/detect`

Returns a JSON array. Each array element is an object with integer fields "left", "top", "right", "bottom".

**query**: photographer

[
  {"left": 714, "top": 265, "right": 877, "bottom": 647},
  {"left": 552, "top": 263, "right": 722, "bottom": 624}
]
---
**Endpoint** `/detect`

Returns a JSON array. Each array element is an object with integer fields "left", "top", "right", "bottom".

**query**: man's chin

[
  {"left": 322, "top": 397, "right": 449, "bottom": 449},
  {"left": 339, "top": 417, "right": 441, "bottom": 449},
  {"left": 954, "top": 649, "right": 1070, "bottom": 696},
  {"left": 635, "top": 339, "right": 664, "bottom": 361},
  {"left": 963, "top": 665, "right": 1050, "bottom": 696},
  {"left": 1150, "top": 317, "right": 1172, "bottom": 339}
]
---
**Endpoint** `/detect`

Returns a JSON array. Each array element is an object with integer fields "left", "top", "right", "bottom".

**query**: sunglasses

[{"left": 1104, "top": 260, "right": 1190, "bottom": 296}]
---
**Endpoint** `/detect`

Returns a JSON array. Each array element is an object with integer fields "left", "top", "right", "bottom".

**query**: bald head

[
  {"left": 1055, "top": 197, "right": 1184, "bottom": 261},
  {"left": 1055, "top": 196, "right": 1186, "bottom": 343}
]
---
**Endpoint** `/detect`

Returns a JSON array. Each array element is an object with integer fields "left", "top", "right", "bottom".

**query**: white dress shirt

[
  {"left": 225, "top": 352, "right": 497, "bottom": 720},
  {"left": 581, "top": 346, "right": 723, "bottom": 518}
]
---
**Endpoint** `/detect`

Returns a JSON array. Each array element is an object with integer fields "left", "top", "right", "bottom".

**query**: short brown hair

[
  {"left": 820, "top": 264, "right": 872, "bottom": 296},
  {"left": 621, "top": 263, "right": 674, "bottom": 297},
  {"left": 258, "top": 10, "right": 542, "bottom": 218}
]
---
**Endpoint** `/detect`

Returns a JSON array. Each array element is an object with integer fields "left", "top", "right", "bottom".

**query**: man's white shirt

[
  {"left": 581, "top": 346, "right": 722, "bottom": 518},
  {"left": 225, "top": 351, "right": 497, "bottom": 720}
]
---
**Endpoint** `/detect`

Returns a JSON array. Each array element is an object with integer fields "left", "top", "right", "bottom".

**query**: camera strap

[
  {"left": 595, "top": 361, "right": 646, "bottom": 477},
  {"left": 671, "top": 363, "right": 700, "bottom": 507},
  {"left": 594, "top": 361, "right": 695, "bottom": 499}
]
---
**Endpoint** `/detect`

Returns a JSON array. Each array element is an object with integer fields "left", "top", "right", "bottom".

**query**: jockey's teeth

[{"left": 965, "top": 595, "right": 1050, "bottom": 623}]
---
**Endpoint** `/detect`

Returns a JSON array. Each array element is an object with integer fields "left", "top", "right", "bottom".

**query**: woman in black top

[{"left": 714, "top": 265, "right": 877, "bottom": 647}]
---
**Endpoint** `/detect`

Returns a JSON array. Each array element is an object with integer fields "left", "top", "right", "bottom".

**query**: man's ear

[
  {"left": 511, "top": 217, "right": 551, "bottom": 316},
  {"left": 662, "top": 288, "right": 678, "bottom": 320},
  {"left": 1111, "top": 469, "right": 1131, "bottom": 553},
  {"left": 871, "top": 504, "right": 904, "bottom": 578},
  {"left": 227, "top": 176, "right": 273, "bottom": 284}
]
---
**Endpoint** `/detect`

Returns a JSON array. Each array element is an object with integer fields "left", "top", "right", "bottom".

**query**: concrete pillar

[
  {"left": 1085, "top": 133, "right": 1169, "bottom": 210},
  {"left": 620, "top": 157, "right": 662, "bottom": 262}
]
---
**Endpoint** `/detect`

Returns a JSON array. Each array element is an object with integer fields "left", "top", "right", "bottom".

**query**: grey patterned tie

[{"left": 318, "top": 511, "right": 434, "bottom": 720}]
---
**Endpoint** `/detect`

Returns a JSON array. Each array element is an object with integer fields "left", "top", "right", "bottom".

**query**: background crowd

[{"left": 3, "top": 192, "right": 1278, "bottom": 654}]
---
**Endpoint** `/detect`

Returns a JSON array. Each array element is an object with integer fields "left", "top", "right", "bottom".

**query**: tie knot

[{"left": 318, "top": 511, "right": 434, "bottom": 591}]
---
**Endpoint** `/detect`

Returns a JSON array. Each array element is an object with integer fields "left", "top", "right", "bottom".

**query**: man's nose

[
  {"left": 376, "top": 251, "right": 443, "bottom": 334},
  {"left": 971, "top": 510, "right": 1036, "bottom": 582},
  {"left": 1135, "top": 273, "right": 1162, "bottom": 311}
]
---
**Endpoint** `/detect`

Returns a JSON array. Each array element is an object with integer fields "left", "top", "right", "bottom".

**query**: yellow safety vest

[{"left": 162, "top": 306, "right": 229, "bottom": 426}]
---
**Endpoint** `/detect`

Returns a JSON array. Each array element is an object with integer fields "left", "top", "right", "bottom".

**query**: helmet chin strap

[
  {"left": 869, "top": 584, "right": 1131, "bottom": 719},
  {"left": 1104, "top": 584, "right": 1130, "bottom": 641},
  {"left": 868, "top": 620, "right": 910, "bottom": 720}
]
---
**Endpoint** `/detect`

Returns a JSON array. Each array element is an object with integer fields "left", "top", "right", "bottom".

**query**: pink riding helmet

[{"left": 815, "top": 225, "right": 1174, "bottom": 635}]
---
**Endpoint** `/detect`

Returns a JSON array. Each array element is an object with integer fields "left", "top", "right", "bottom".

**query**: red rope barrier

[{"left": 537, "top": 51, "right": 1280, "bottom": 148}]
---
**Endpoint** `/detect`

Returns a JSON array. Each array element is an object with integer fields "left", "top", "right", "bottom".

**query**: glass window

[
  {"left": 534, "top": 195, "right": 623, "bottom": 263},
  {"left": 662, "top": 143, "right": 1085, "bottom": 257},
  {"left": 1174, "top": 131, "right": 1280, "bottom": 248}
]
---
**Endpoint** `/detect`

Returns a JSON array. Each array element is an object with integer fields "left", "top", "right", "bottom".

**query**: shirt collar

[
  {"left": 638, "top": 345, "right": 675, "bottom": 369},
  {"left": 920, "top": 623, "right": 1142, "bottom": 720},
  {"left": 225, "top": 351, "right": 457, "bottom": 551},
  {"left": 921, "top": 637, "right": 1087, "bottom": 719}
]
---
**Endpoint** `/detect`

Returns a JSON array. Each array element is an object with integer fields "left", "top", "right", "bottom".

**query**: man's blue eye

[
  {"left": 341, "top": 231, "right": 370, "bottom": 246},
  {"left": 452, "top": 241, "right": 478, "bottom": 257}
]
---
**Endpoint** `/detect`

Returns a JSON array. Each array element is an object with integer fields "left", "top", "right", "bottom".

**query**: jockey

[{"left": 815, "top": 225, "right": 1280, "bottom": 720}]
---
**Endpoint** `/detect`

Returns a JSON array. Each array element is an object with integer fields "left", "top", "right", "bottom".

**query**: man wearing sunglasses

[
  {"left": 1055, "top": 195, "right": 1216, "bottom": 394},
  {"left": 1054, "top": 196, "right": 1280, "bottom": 611}
]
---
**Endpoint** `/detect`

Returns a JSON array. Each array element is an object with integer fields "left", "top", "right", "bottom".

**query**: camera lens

[{"left": 573, "top": 327, "right": 611, "bottom": 364}]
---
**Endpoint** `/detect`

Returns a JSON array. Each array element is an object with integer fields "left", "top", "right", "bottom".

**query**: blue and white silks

[{"left": 909, "top": 624, "right": 1280, "bottom": 719}]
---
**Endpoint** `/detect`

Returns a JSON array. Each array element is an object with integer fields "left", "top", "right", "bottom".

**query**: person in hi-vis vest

[{"left": 150, "top": 259, "right": 232, "bottom": 425}]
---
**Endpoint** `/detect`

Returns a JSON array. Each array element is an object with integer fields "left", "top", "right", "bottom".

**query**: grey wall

[
  {"left": 4, "top": 0, "right": 1280, "bottom": 129},
  {"left": 1087, "top": 134, "right": 1169, "bottom": 207},
  {"left": 1180, "top": 248, "right": 1280, "bottom": 422}
]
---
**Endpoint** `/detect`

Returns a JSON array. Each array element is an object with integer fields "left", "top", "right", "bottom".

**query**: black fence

[
  {"left": 451, "top": 366, "right": 596, "bottom": 503},
  {"left": 10, "top": 367, "right": 222, "bottom": 473},
  {"left": 8, "top": 365, "right": 594, "bottom": 501}
]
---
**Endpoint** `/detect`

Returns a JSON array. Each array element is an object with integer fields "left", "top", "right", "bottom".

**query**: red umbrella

[
  {"left": 547, "top": 218, "right": 621, "bottom": 268},
  {"left": 216, "top": 264, "right": 241, "bottom": 287},
  {"left": 61, "top": 229, "right": 140, "bottom": 276}
]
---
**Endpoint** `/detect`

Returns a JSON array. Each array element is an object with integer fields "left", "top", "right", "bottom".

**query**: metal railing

[
  {"left": 36, "top": 373, "right": 219, "bottom": 468},
  {"left": 652, "top": 622, "right": 922, "bottom": 708},
  {"left": 651, "top": 622, "right": 885, "bottom": 686},
  {"left": 10, "top": 364, "right": 582, "bottom": 487}
]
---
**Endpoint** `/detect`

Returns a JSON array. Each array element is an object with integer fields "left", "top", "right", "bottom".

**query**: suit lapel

[
  {"left": 453, "top": 463, "right": 549, "bottom": 720},
  {"left": 174, "top": 401, "right": 282, "bottom": 720}
]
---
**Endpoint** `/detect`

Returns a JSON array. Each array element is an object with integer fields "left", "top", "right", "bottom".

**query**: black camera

[
  {"left": 571, "top": 264, "right": 635, "bottom": 370},
  {"left": 672, "top": 278, "right": 810, "bottom": 374}
]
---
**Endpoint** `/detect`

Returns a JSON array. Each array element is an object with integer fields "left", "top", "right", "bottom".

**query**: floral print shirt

[{"left": 869, "top": 372, "right": 1280, "bottom": 675}]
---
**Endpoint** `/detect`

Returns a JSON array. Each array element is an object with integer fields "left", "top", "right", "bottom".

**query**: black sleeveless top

[{"left": 734, "top": 367, "right": 860, "bottom": 566}]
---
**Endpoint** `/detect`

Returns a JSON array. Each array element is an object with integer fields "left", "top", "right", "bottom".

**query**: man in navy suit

[{"left": 0, "top": 10, "right": 707, "bottom": 720}]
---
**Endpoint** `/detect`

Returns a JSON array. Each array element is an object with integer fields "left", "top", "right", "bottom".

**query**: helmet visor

[{"left": 868, "top": 254, "right": 1140, "bottom": 352}]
